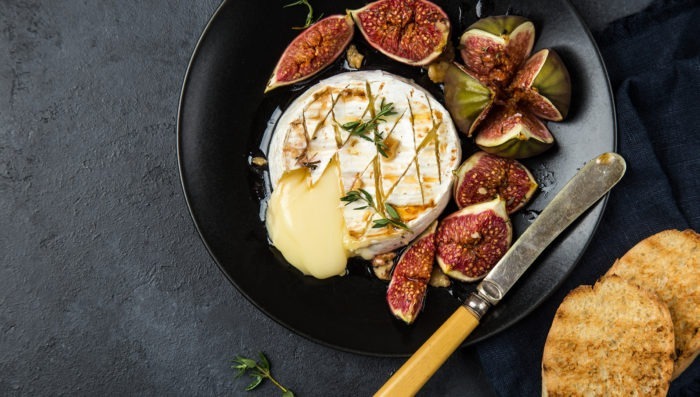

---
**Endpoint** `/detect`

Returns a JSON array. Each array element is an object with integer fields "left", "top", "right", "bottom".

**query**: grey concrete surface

[{"left": 0, "top": 0, "right": 652, "bottom": 396}]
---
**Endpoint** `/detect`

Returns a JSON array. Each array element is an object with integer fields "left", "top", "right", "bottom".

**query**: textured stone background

[{"left": 0, "top": 1, "right": 651, "bottom": 395}]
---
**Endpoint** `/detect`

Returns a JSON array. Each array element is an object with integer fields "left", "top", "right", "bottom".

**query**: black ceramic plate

[{"left": 178, "top": 0, "right": 615, "bottom": 356}]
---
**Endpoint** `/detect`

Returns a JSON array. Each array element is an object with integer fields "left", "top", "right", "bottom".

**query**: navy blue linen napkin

[{"left": 474, "top": 0, "right": 700, "bottom": 395}]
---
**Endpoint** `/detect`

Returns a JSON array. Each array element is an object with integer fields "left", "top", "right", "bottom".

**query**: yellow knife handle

[{"left": 374, "top": 306, "right": 480, "bottom": 397}]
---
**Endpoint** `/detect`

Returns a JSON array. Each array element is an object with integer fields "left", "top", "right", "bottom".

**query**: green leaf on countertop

[
  {"left": 258, "top": 352, "right": 270, "bottom": 371},
  {"left": 232, "top": 352, "right": 294, "bottom": 396},
  {"left": 245, "top": 376, "right": 263, "bottom": 391}
]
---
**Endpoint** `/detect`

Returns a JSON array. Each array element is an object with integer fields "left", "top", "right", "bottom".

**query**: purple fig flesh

[
  {"left": 459, "top": 15, "right": 535, "bottom": 86},
  {"left": 265, "top": 15, "right": 354, "bottom": 92},
  {"left": 386, "top": 221, "right": 437, "bottom": 324},
  {"left": 454, "top": 151, "right": 538, "bottom": 214},
  {"left": 436, "top": 198, "right": 512, "bottom": 281},
  {"left": 351, "top": 0, "right": 450, "bottom": 66},
  {"left": 474, "top": 105, "right": 555, "bottom": 159},
  {"left": 510, "top": 49, "right": 572, "bottom": 121}
]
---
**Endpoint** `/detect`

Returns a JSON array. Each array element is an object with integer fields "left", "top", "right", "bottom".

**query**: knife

[{"left": 375, "top": 152, "right": 627, "bottom": 397}]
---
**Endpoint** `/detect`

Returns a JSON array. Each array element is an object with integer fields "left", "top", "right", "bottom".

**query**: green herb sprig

[
  {"left": 373, "top": 202, "right": 409, "bottom": 230},
  {"left": 295, "top": 152, "right": 320, "bottom": 170},
  {"left": 232, "top": 353, "right": 294, "bottom": 396},
  {"left": 284, "top": 0, "right": 322, "bottom": 30},
  {"left": 341, "top": 99, "right": 397, "bottom": 158},
  {"left": 340, "top": 188, "right": 409, "bottom": 230}
]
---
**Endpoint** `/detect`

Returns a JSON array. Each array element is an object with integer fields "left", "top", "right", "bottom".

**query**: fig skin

[
  {"left": 386, "top": 221, "right": 438, "bottom": 324},
  {"left": 265, "top": 15, "right": 354, "bottom": 92},
  {"left": 459, "top": 15, "right": 535, "bottom": 85},
  {"left": 454, "top": 151, "right": 538, "bottom": 214},
  {"left": 474, "top": 105, "right": 555, "bottom": 159},
  {"left": 443, "top": 62, "right": 495, "bottom": 136},
  {"left": 511, "top": 48, "right": 572, "bottom": 121},
  {"left": 350, "top": 0, "right": 450, "bottom": 66},
  {"left": 436, "top": 197, "right": 512, "bottom": 282}
]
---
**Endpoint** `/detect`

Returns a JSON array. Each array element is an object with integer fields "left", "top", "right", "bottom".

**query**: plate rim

[{"left": 176, "top": 0, "right": 617, "bottom": 357}]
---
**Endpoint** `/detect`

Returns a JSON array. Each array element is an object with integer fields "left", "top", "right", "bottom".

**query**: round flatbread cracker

[{"left": 607, "top": 229, "right": 699, "bottom": 379}]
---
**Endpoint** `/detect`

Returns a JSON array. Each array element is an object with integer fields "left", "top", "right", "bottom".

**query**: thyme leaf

[
  {"left": 301, "top": 160, "right": 320, "bottom": 170},
  {"left": 284, "top": 0, "right": 322, "bottom": 30},
  {"left": 295, "top": 152, "right": 320, "bottom": 170},
  {"left": 384, "top": 202, "right": 400, "bottom": 220},
  {"left": 341, "top": 98, "right": 397, "bottom": 157},
  {"left": 341, "top": 190, "right": 409, "bottom": 230},
  {"left": 232, "top": 353, "right": 294, "bottom": 396},
  {"left": 341, "top": 188, "right": 374, "bottom": 210},
  {"left": 374, "top": 203, "right": 409, "bottom": 230}
]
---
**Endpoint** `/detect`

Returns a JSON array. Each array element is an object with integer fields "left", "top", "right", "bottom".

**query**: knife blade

[{"left": 375, "top": 152, "right": 626, "bottom": 397}]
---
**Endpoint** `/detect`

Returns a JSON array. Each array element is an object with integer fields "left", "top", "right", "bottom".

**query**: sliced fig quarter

[
  {"left": 443, "top": 62, "right": 495, "bottom": 136},
  {"left": 474, "top": 105, "right": 555, "bottom": 159},
  {"left": 386, "top": 221, "right": 437, "bottom": 324},
  {"left": 265, "top": 15, "right": 354, "bottom": 92},
  {"left": 436, "top": 197, "right": 512, "bottom": 282},
  {"left": 454, "top": 151, "right": 538, "bottom": 214},
  {"left": 511, "top": 48, "right": 572, "bottom": 121},
  {"left": 459, "top": 15, "right": 535, "bottom": 85},
  {"left": 350, "top": 0, "right": 450, "bottom": 66}
]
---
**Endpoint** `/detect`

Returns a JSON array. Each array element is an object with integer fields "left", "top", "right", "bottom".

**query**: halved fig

[
  {"left": 386, "top": 221, "right": 437, "bottom": 324},
  {"left": 454, "top": 151, "right": 538, "bottom": 214},
  {"left": 459, "top": 15, "right": 535, "bottom": 85},
  {"left": 436, "top": 197, "right": 512, "bottom": 281},
  {"left": 265, "top": 15, "right": 354, "bottom": 92},
  {"left": 474, "top": 105, "right": 554, "bottom": 159},
  {"left": 350, "top": 0, "right": 450, "bottom": 66},
  {"left": 443, "top": 63, "right": 495, "bottom": 136},
  {"left": 511, "top": 49, "right": 571, "bottom": 121}
]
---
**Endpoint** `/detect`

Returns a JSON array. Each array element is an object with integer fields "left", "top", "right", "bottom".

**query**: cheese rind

[{"left": 268, "top": 71, "right": 461, "bottom": 262}]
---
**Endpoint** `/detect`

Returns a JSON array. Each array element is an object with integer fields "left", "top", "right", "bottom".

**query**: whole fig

[{"left": 440, "top": 15, "right": 572, "bottom": 162}]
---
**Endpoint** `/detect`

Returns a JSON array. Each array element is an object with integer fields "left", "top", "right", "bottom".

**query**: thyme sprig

[
  {"left": 374, "top": 203, "right": 409, "bottom": 230},
  {"left": 232, "top": 353, "right": 294, "bottom": 396},
  {"left": 295, "top": 152, "right": 320, "bottom": 170},
  {"left": 341, "top": 188, "right": 409, "bottom": 230},
  {"left": 284, "top": 0, "right": 322, "bottom": 30},
  {"left": 341, "top": 99, "right": 397, "bottom": 158}
]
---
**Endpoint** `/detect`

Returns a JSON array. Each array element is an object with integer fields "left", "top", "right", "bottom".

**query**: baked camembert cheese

[{"left": 266, "top": 71, "right": 461, "bottom": 278}]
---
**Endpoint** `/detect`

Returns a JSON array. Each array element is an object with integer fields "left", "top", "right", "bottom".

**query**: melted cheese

[{"left": 266, "top": 160, "right": 348, "bottom": 279}]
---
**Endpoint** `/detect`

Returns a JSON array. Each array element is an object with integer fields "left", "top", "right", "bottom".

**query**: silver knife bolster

[{"left": 463, "top": 292, "right": 491, "bottom": 320}]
